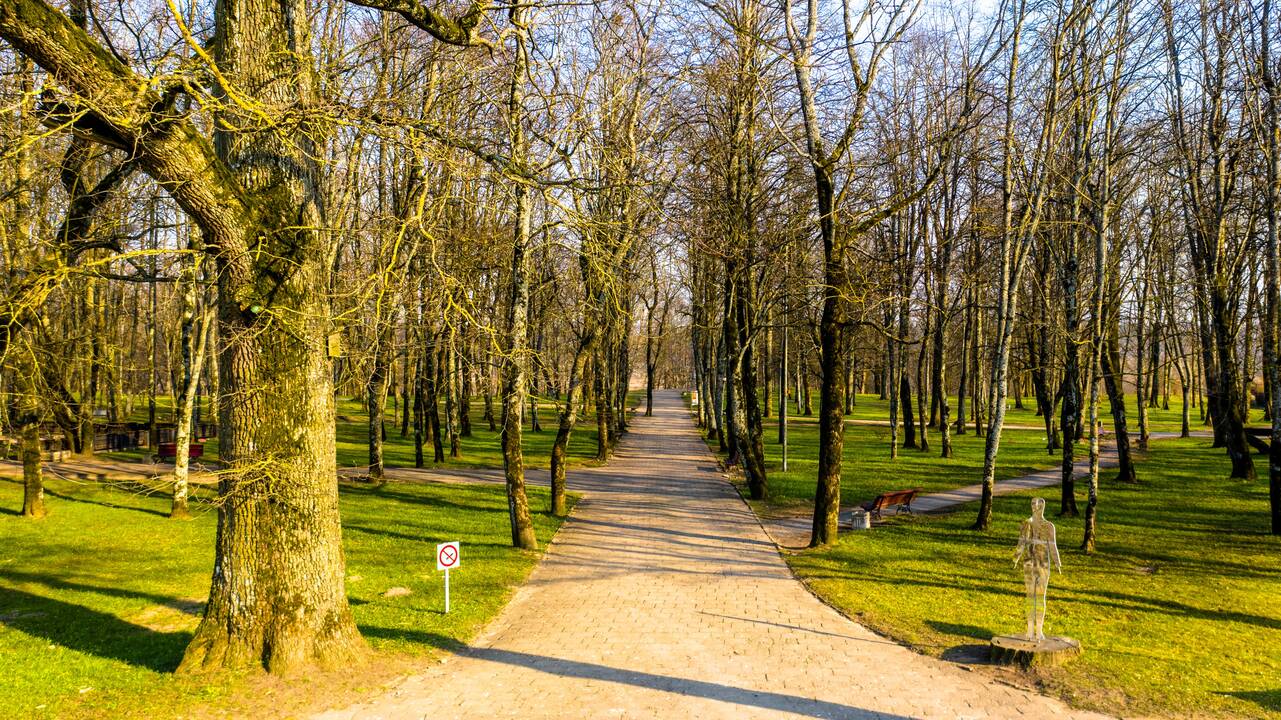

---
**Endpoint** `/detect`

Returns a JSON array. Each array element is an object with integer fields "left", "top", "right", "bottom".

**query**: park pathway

[
  {"left": 316, "top": 390, "right": 1110, "bottom": 720},
  {"left": 766, "top": 429, "right": 1210, "bottom": 548}
]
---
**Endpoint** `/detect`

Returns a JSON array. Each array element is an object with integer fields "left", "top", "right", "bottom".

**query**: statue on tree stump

[
  {"left": 1015, "top": 496, "right": 1061, "bottom": 640},
  {"left": 990, "top": 497, "right": 1081, "bottom": 668}
]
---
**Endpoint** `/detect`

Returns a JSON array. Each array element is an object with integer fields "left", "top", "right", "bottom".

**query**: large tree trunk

[
  {"left": 14, "top": 354, "right": 46, "bottom": 519},
  {"left": 500, "top": 14, "right": 538, "bottom": 550},
  {"left": 811, "top": 171, "right": 844, "bottom": 546},
  {"left": 900, "top": 374, "right": 917, "bottom": 450},
  {"left": 501, "top": 186, "right": 538, "bottom": 549},
  {"left": 936, "top": 297, "right": 953, "bottom": 457},
  {"left": 413, "top": 349, "right": 426, "bottom": 467},
  {"left": 722, "top": 271, "right": 743, "bottom": 467},
  {"left": 178, "top": 0, "right": 364, "bottom": 672},
  {"left": 459, "top": 339, "right": 472, "bottom": 437}
]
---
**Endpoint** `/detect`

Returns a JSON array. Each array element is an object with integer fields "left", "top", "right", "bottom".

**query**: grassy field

[
  {"left": 750, "top": 414, "right": 1059, "bottom": 511},
  {"left": 720, "top": 393, "right": 1065, "bottom": 512},
  {"left": 804, "top": 389, "right": 1217, "bottom": 434},
  {"left": 717, "top": 393, "right": 1281, "bottom": 718},
  {"left": 101, "top": 395, "right": 610, "bottom": 472},
  {"left": 0, "top": 474, "right": 572, "bottom": 720}
]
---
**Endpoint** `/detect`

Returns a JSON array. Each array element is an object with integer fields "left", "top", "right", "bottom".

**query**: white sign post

[{"left": 436, "top": 541, "right": 460, "bottom": 613}]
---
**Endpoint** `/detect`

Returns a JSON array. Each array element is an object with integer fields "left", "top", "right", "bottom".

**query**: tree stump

[{"left": 989, "top": 634, "right": 1082, "bottom": 668}]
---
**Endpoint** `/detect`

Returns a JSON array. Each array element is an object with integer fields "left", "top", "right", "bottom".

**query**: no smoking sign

[
  {"left": 437, "top": 541, "right": 460, "bottom": 570},
  {"left": 436, "top": 541, "right": 460, "bottom": 613}
]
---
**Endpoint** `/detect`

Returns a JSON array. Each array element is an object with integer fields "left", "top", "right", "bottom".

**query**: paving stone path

[{"left": 316, "top": 390, "right": 1111, "bottom": 720}]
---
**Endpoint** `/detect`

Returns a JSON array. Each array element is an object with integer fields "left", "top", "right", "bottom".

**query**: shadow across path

[{"left": 466, "top": 646, "right": 913, "bottom": 720}]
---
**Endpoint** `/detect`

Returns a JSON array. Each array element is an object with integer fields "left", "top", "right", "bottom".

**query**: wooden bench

[
  {"left": 859, "top": 489, "right": 919, "bottom": 521},
  {"left": 155, "top": 442, "right": 204, "bottom": 463}
]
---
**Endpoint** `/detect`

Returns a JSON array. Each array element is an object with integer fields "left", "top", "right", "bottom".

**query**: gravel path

[{"left": 315, "top": 390, "right": 1111, "bottom": 720}]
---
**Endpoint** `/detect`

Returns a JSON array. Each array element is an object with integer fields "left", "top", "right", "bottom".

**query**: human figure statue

[{"left": 1013, "top": 497, "right": 1062, "bottom": 641}]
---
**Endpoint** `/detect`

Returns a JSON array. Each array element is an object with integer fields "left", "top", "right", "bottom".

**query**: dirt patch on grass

[{"left": 181, "top": 652, "right": 430, "bottom": 720}]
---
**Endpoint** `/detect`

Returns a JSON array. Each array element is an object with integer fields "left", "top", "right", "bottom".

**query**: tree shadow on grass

[
  {"left": 0, "top": 585, "right": 190, "bottom": 672},
  {"left": 42, "top": 487, "right": 170, "bottom": 518},
  {"left": 925, "top": 621, "right": 996, "bottom": 665},
  {"left": 341, "top": 485, "right": 500, "bottom": 514},
  {"left": 855, "top": 566, "right": 1281, "bottom": 633},
  {"left": 0, "top": 477, "right": 171, "bottom": 519},
  {"left": 1219, "top": 689, "right": 1281, "bottom": 713},
  {"left": 925, "top": 619, "right": 992, "bottom": 640},
  {"left": 358, "top": 625, "right": 464, "bottom": 652},
  {"left": 0, "top": 569, "right": 202, "bottom": 612}
]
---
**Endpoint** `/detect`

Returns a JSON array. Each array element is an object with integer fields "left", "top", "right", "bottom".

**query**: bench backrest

[{"left": 872, "top": 489, "right": 918, "bottom": 509}]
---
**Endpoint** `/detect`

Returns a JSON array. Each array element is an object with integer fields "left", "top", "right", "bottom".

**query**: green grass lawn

[
  {"left": 789, "top": 389, "right": 1232, "bottom": 435},
  {"left": 0, "top": 474, "right": 572, "bottom": 720},
  {"left": 715, "top": 395, "right": 1063, "bottom": 512},
  {"left": 100, "top": 395, "right": 610, "bottom": 473},
  {"left": 781, "top": 438, "right": 1281, "bottom": 719}
]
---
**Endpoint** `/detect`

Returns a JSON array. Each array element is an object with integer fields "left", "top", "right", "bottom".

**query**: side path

[
  {"left": 315, "top": 390, "right": 1111, "bottom": 720},
  {"left": 767, "top": 429, "right": 1211, "bottom": 548}
]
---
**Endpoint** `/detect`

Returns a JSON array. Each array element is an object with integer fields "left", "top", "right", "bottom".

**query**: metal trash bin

[{"left": 851, "top": 509, "right": 871, "bottom": 530}]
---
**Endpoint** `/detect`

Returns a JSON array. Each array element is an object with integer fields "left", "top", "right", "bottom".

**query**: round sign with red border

[{"left": 436, "top": 541, "right": 460, "bottom": 571}]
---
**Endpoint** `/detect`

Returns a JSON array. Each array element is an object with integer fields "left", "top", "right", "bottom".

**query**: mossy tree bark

[
  {"left": 179, "top": 0, "right": 367, "bottom": 673},
  {"left": 1, "top": 0, "right": 491, "bottom": 669},
  {"left": 0, "top": 0, "right": 461, "bottom": 673}
]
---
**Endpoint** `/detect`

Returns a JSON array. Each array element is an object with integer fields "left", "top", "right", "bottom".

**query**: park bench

[
  {"left": 155, "top": 442, "right": 204, "bottom": 463},
  {"left": 859, "top": 488, "right": 919, "bottom": 521}
]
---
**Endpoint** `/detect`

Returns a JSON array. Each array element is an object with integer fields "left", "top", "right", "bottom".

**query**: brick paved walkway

[{"left": 316, "top": 390, "right": 1111, "bottom": 720}]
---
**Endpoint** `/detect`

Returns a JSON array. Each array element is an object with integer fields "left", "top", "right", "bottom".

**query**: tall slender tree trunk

[
  {"left": 499, "top": 9, "right": 538, "bottom": 550},
  {"left": 1262, "top": 0, "right": 1281, "bottom": 533},
  {"left": 737, "top": 268, "right": 768, "bottom": 499},
  {"left": 1100, "top": 311, "right": 1137, "bottom": 483},
  {"left": 975, "top": 0, "right": 1054, "bottom": 530},
  {"left": 551, "top": 333, "right": 592, "bottom": 517},
  {"left": 172, "top": 256, "right": 212, "bottom": 520},
  {"left": 956, "top": 293, "right": 970, "bottom": 436}
]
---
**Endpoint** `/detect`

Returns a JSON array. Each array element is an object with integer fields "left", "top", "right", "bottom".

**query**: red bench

[{"left": 155, "top": 442, "right": 204, "bottom": 462}]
